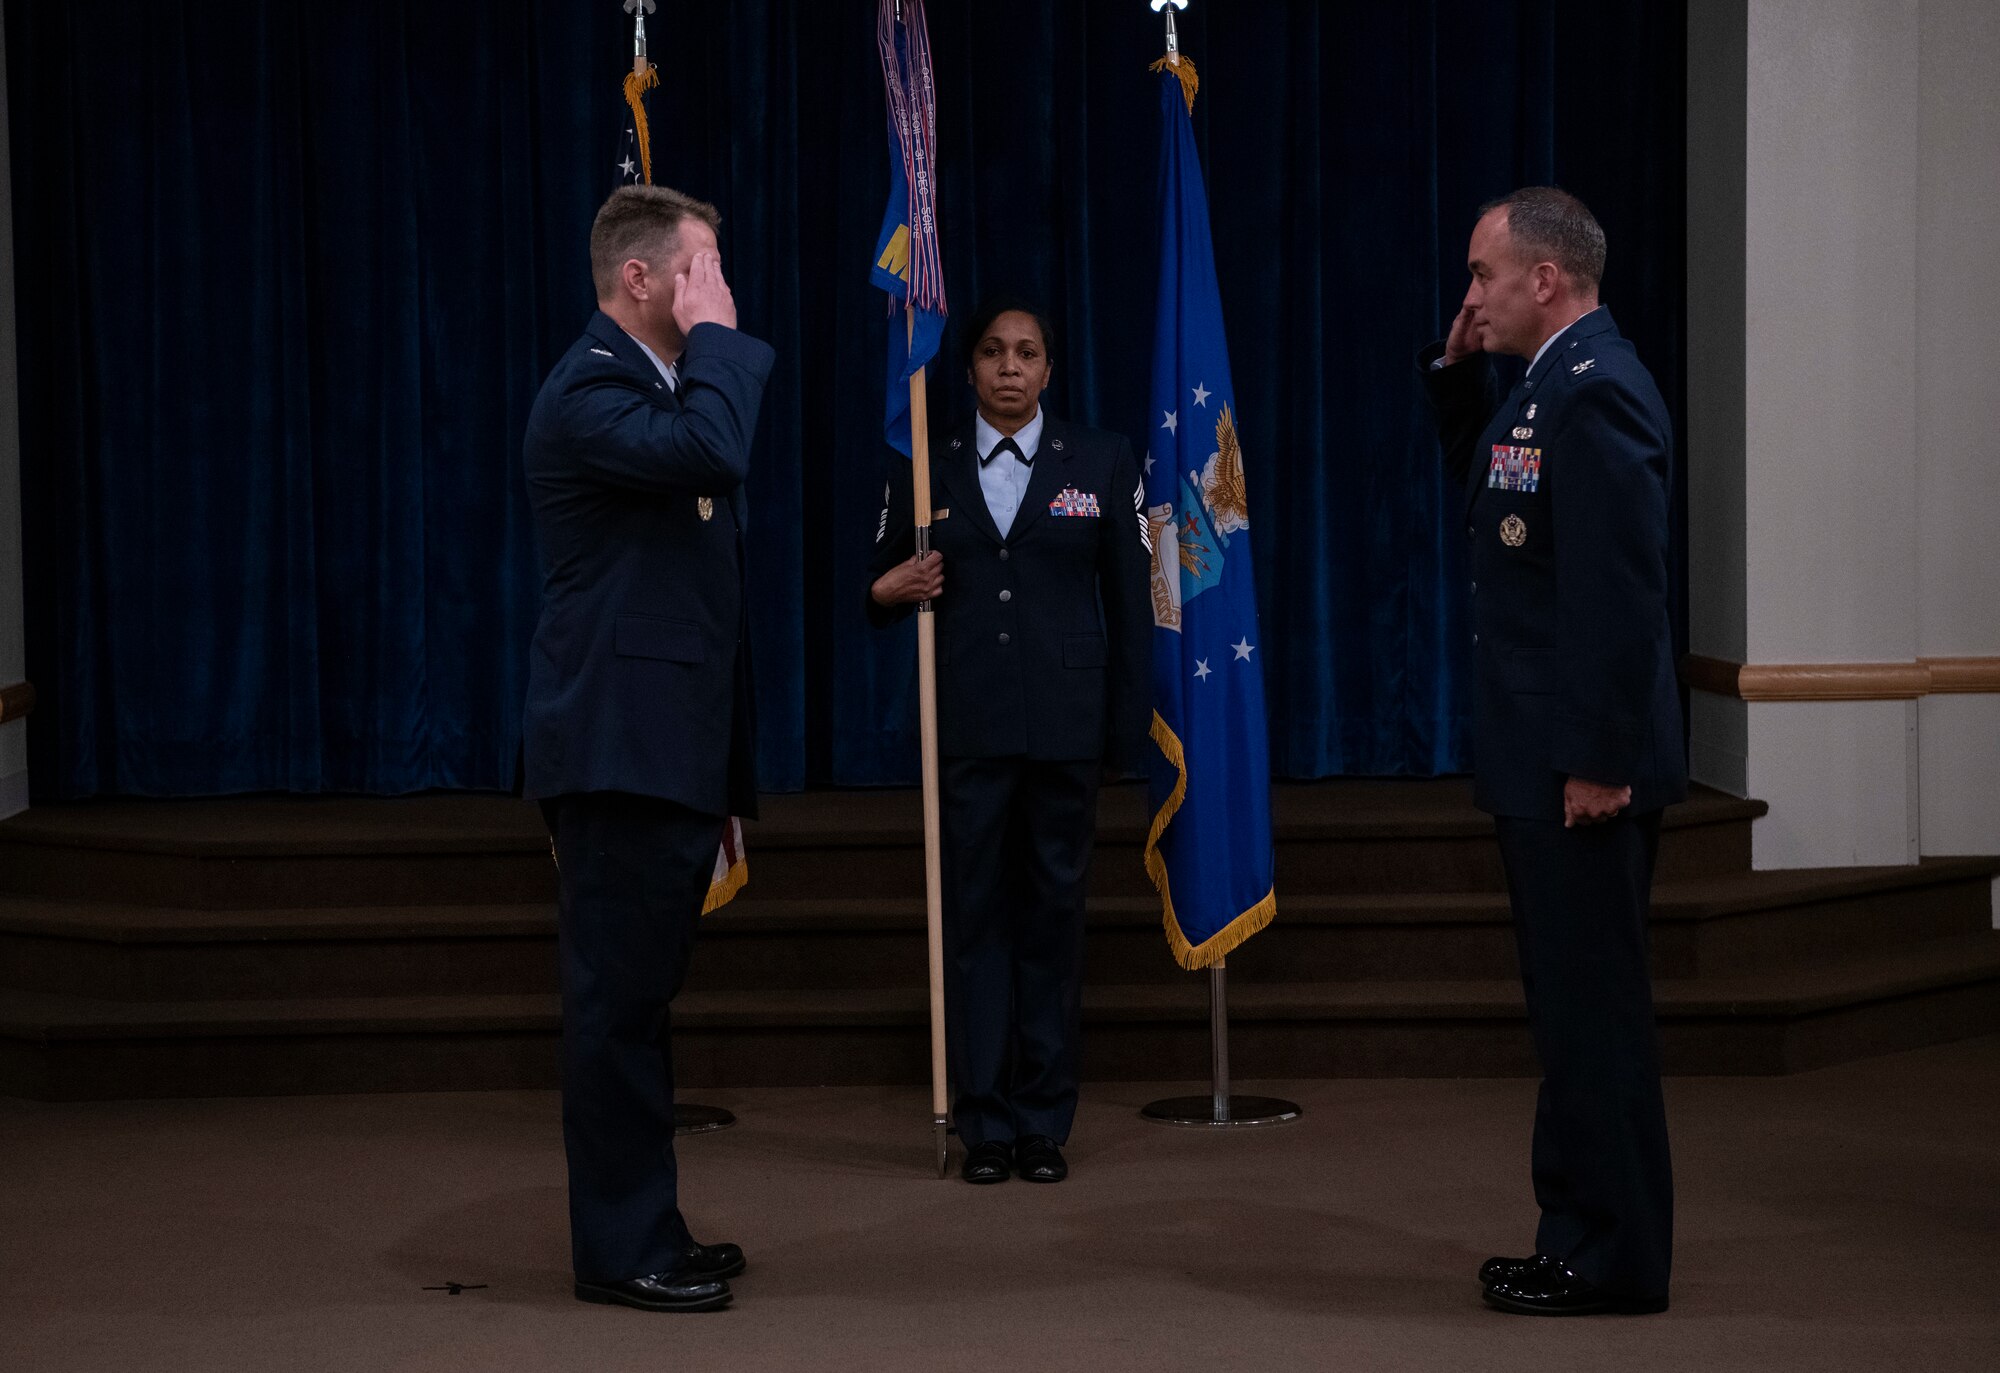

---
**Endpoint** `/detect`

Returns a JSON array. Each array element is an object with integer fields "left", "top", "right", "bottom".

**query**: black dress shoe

[
  {"left": 1482, "top": 1261, "right": 1667, "bottom": 1317},
  {"left": 1478, "top": 1252, "right": 1558, "bottom": 1287},
  {"left": 685, "top": 1240, "right": 746, "bottom": 1280},
  {"left": 961, "top": 1139, "right": 1013, "bottom": 1184},
  {"left": 574, "top": 1269, "right": 732, "bottom": 1312},
  {"left": 1015, "top": 1135, "right": 1068, "bottom": 1183}
]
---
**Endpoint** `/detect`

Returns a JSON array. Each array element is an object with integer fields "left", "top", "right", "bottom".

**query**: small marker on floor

[{"left": 421, "top": 1282, "right": 487, "bottom": 1296}]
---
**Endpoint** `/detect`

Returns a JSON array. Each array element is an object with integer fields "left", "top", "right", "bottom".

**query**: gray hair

[{"left": 1479, "top": 186, "right": 1606, "bottom": 291}]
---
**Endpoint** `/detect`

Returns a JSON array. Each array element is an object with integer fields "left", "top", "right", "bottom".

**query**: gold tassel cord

[
  {"left": 623, "top": 63, "right": 660, "bottom": 185},
  {"left": 1148, "top": 53, "right": 1200, "bottom": 115}
]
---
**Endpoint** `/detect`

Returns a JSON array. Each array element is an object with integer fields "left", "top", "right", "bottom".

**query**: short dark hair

[
  {"left": 1479, "top": 186, "right": 1606, "bottom": 291},
  {"left": 589, "top": 184, "right": 722, "bottom": 300},
  {"left": 961, "top": 295, "right": 1056, "bottom": 368}
]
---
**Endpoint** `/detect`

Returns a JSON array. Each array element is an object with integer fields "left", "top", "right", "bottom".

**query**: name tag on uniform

[
  {"left": 1050, "top": 487, "right": 1101, "bottom": 517},
  {"left": 931, "top": 508, "right": 949, "bottom": 521},
  {"left": 1487, "top": 444, "right": 1542, "bottom": 493}
]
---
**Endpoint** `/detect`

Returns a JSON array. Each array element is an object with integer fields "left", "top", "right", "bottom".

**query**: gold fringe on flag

[
  {"left": 623, "top": 63, "right": 660, "bottom": 185},
  {"left": 1143, "top": 709, "right": 1276, "bottom": 971},
  {"left": 701, "top": 817, "right": 748, "bottom": 914},
  {"left": 701, "top": 854, "right": 747, "bottom": 914},
  {"left": 1148, "top": 53, "right": 1200, "bottom": 115}
]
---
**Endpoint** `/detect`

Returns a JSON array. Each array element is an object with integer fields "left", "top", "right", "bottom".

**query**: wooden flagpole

[{"left": 908, "top": 312, "right": 950, "bottom": 1178}]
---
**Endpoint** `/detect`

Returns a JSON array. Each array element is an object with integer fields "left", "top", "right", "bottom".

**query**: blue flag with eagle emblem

[{"left": 1141, "top": 56, "right": 1276, "bottom": 969}]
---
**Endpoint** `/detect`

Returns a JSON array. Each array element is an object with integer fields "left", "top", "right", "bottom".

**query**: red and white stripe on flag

[{"left": 702, "top": 817, "right": 747, "bottom": 914}]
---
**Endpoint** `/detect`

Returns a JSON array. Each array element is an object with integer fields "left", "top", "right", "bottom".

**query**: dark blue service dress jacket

[
  {"left": 522, "top": 311, "right": 775, "bottom": 818},
  {"left": 867, "top": 415, "right": 1153, "bottom": 772},
  {"left": 1422, "top": 307, "right": 1687, "bottom": 820}
]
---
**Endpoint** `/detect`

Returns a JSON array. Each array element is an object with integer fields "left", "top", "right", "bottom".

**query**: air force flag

[{"left": 1143, "top": 58, "right": 1276, "bottom": 970}]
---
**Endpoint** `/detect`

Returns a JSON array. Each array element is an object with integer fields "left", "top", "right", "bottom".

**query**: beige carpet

[{"left": 4, "top": 1037, "right": 1997, "bottom": 1373}]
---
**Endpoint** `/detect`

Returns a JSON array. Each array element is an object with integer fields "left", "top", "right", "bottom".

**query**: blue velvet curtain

[{"left": 9, "top": 1, "right": 1687, "bottom": 798}]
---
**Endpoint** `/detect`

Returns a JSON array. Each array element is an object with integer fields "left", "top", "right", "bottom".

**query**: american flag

[
  {"left": 616, "top": 0, "right": 659, "bottom": 188},
  {"left": 609, "top": 11, "right": 743, "bottom": 911},
  {"left": 615, "top": 112, "right": 645, "bottom": 187},
  {"left": 703, "top": 818, "right": 747, "bottom": 914}
]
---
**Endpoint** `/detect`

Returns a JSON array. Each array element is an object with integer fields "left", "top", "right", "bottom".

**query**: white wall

[
  {"left": 1914, "top": 0, "right": 2000, "bottom": 859},
  {"left": 1920, "top": 697, "right": 2000, "bottom": 858},
  {"left": 0, "top": 3, "right": 27, "bottom": 819},
  {"left": 1742, "top": 0, "right": 1920, "bottom": 867},
  {"left": 1742, "top": 0, "right": 1920, "bottom": 668},
  {"left": 1745, "top": 701, "right": 1918, "bottom": 868},
  {"left": 1686, "top": 0, "right": 1999, "bottom": 868}
]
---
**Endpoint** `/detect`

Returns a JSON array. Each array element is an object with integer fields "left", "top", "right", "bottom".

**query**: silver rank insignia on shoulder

[
  {"left": 589, "top": 347, "right": 615, "bottom": 357},
  {"left": 1526, "top": 403, "right": 1537, "bottom": 419},
  {"left": 698, "top": 497, "right": 714, "bottom": 522},
  {"left": 1500, "top": 514, "right": 1527, "bottom": 547},
  {"left": 1512, "top": 426, "right": 1533, "bottom": 440},
  {"left": 1571, "top": 358, "right": 1596, "bottom": 375}
]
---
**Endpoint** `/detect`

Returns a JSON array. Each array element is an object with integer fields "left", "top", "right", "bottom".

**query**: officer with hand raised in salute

[{"left": 1422, "top": 187, "right": 1686, "bottom": 1317}]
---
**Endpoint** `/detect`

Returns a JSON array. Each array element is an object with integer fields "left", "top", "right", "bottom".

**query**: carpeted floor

[{"left": 5, "top": 1037, "right": 1997, "bottom": 1373}]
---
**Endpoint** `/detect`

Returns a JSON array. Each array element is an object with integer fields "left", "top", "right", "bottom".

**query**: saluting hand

[
  {"left": 674, "top": 251, "right": 737, "bottom": 334},
  {"left": 871, "top": 551, "right": 944, "bottom": 606},
  {"left": 1563, "top": 776, "right": 1632, "bottom": 828},
  {"left": 1442, "top": 302, "right": 1488, "bottom": 366}
]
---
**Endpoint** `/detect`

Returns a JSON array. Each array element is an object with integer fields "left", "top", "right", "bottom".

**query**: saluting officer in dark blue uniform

[
  {"left": 523, "top": 185, "right": 774, "bottom": 1313},
  {"left": 867, "top": 299, "right": 1151, "bottom": 1186},
  {"left": 1420, "top": 188, "right": 1686, "bottom": 1316}
]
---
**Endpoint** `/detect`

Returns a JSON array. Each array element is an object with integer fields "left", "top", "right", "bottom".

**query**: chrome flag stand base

[
  {"left": 1139, "top": 1093, "right": 1301, "bottom": 1128},
  {"left": 674, "top": 1104, "right": 737, "bottom": 1135},
  {"left": 1141, "top": 960, "right": 1301, "bottom": 1128}
]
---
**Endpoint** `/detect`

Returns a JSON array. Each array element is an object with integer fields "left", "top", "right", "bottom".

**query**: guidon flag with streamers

[
  {"left": 1140, "top": 55, "right": 1277, "bottom": 969},
  {"left": 870, "top": 0, "right": 947, "bottom": 456}
]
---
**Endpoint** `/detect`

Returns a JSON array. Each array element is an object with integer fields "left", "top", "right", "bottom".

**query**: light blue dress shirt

[
  {"left": 973, "top": 406, "right": 1043, "bottom": 539},
  {"left": 629, "top": 332, "right": 681, "bottom": 393}
]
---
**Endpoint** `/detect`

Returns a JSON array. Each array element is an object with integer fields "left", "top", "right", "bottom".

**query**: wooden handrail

[{"left": 1681, "top": 655, "right": 2000, "bottom": 701}]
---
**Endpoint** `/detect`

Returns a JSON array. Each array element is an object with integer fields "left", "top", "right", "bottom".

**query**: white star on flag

[
  {"left": 1143, "top": 454, "right": 1155, "bottom": 475},
  {"left": 1191, "top": 382, "right": 1210, "bottom": 407},
  {"left": 1193, "top": 659, "right": 1212, "bottom": 681},
  {"left": 618, "top": 154, "right": 636, "bottom": 179},
  {"left": 1161, "top": 410, "right": 1178, "bottom": 434},
  {"left": 1232, "top": 637, "right": 1255, "bottom": 661}
]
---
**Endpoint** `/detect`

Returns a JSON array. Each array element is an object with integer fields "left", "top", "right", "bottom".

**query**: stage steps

[{"left": 2, "top": 784, "right": 1996, "bottom": 1100}]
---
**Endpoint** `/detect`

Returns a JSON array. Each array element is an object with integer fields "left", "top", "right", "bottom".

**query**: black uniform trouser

[
  {"left": 940, "top": 755, "right": 1100, "bottom": 1147},
  {"left": 1494, "top": 808, "right": 1674, "bottom": 1300},
  {"left": 541, "top": 791, "right": 723, "bottom": 1284}
]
